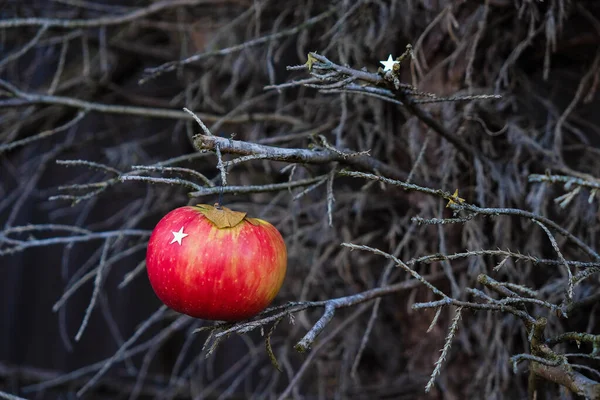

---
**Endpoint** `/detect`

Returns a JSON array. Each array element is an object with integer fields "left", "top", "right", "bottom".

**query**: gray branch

[{"left": 193, "top": 134, "right": 407, "bottom": 181}]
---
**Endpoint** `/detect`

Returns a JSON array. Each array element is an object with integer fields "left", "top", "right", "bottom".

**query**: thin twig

[
  {"left": 0, "top": 0, "right": 214, "bottom": 28},
  {"left": 141, "top": 9, "right": 335, "bottom": 83}
]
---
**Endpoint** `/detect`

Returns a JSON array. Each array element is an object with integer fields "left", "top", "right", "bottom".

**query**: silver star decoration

[
  {"left": 380, "top": 54, "right": 397, "bottom": 72},
  {"left": 170, "top": 226, "right": 189, "bottom": 245}
]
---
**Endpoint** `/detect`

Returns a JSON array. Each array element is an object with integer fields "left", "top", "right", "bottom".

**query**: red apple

[{"left": 146, "top": 204, "right": 287, "bottom": 321}]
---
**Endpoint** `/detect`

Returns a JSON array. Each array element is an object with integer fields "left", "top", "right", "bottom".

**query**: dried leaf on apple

[{"left": 196, "top": 204, "right": 247, "bottom": 229}]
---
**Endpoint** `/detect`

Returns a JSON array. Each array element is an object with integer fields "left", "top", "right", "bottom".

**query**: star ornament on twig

[
  {"left": 170, "top": 226, "right": 189, "bottom": 245},
  {"left": 380, "top": 54, "right": 398, "bottom": 72},
  {"left": 446, "top": 189, "right": 465, "bottom": 208}
]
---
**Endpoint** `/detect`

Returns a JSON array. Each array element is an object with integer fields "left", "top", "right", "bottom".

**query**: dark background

[{"left": 1, "top": 1, "right": 600, "bottom": 399}]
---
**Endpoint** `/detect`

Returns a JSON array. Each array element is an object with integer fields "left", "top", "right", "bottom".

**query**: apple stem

[{"left": 217, "top": 181, "right": 224, "bottom": 208}]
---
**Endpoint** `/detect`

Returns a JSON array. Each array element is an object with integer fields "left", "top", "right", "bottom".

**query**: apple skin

[{"left": 146, "top": 205, "right": 287, "bottom": 321}]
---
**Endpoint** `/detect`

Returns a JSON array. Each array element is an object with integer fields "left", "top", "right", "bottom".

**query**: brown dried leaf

[{"left": 196, "top": 204, "right": 247, "bottom": 229}]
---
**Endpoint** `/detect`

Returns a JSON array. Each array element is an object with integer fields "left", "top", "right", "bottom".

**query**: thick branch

[
  {"left": 306, "top": 53, "right": 493, "bottom": 162},
  {"left": 532, "top": 363, "right": 600, "bottom": 399},
  {"left": 193, "top": 134, "right": 407, "bottom": 181},
  {"left": 207, "top": 268, "right": 459, "bottom": 351},
  {"left": 295, "top": 304, "right": 335, "bottom": 353}
]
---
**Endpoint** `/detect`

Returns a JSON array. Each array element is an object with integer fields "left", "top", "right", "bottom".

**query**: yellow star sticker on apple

[
  {"left": 170, "top": 226, "right": 189, "bottom": 245},
  {"left": 446, "top": 189, "right": 465, "bottom": 208},
  {"left": 380, "top": 54, "right": 397, "bottom": 71}
]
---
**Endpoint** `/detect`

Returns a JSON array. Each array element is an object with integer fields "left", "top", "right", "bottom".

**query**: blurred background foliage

[{"left": 1, "top": 0, "right": 600, "bottom": 399}]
